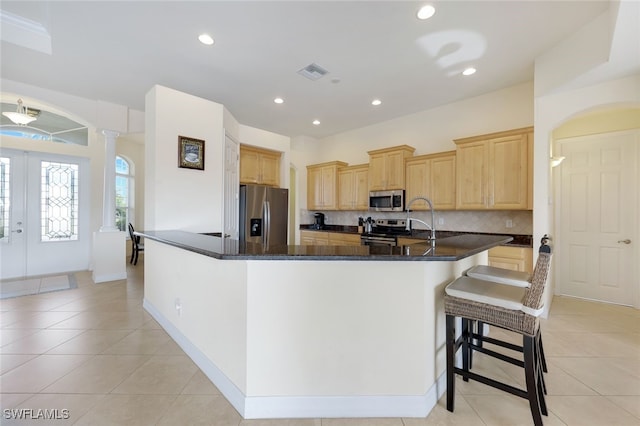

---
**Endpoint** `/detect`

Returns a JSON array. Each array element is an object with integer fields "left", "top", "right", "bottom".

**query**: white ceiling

[{"left": 0, "top": 1, "right": 611, "bottom": 139}]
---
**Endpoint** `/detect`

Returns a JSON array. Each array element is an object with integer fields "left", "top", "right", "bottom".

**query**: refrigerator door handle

[{"left": 262, "top": 201, "right": 271, "bottom": 246}]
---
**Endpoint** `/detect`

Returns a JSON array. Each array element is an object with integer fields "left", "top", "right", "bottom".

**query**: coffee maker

[{"left": 313, "top": 212, "right": 326, "bottom": 230}]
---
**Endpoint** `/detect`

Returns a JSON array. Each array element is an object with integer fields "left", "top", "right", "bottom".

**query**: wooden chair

[
  {"left": 128, "top": 223, "right": 144, "bottom": 265},
  {"left": 445, "top": 236, "right": 552, "bottom": 426}
]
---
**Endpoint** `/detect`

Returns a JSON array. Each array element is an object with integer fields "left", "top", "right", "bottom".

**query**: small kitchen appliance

[{"left": 313, "top": 212, "right": 326, "bottom": 230}]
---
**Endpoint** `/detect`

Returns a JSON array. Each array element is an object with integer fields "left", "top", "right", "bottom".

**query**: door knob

[{"left": 617, "top": 239, "right": 631, "bottom": 244}]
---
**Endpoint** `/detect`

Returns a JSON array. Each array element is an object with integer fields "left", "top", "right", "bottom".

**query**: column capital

[{"left": 101, "top": 129, "right": 120, "bottom": 140}]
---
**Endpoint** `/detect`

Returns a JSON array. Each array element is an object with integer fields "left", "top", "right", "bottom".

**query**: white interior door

[
  {"left": 556, "top": 130, "right": 638, "bottom": 306},
  {"left": 0, "top": 149, "right": 91, "bottom": 280}
]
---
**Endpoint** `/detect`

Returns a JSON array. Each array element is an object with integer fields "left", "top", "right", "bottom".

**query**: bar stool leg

[
  {"left": 462, "top": 318, "right": 471, "bottom": 382},
  {"left": 524, "top": 335, "right": 544, "bottom": 426},
  {"left": 446, "top": 314, "right": 456, "bottom": 412}
]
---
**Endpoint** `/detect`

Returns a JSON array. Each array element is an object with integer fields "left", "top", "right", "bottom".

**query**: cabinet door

[
  {"left": 239, "top": 149, "right": 260, "bottom": 184},
  {"left": 405, "top": 159, "right": 429, "bottom": 209},
  {"left": 488, "top": 134, "right": 528, "bottom": 209},
  {"left": 385, "top": 151, "right": 406, "bottom": 190},
  {"left": 321, "top": 166, "right": 337, "bottom": 210},
  {"left": 338, "top": 169, "right": 355, "bottom": 210},
  {"left": 307, "top": 167, "right": 323, "bottom": 210},
  {"left": 488, "top": 246, "right": 533, "bottom": 273},
  {"left": 259, "top": 153, "right": 280, "bottom": 187},
  {"left": 456, "top": 141, "right": 487, "bottom": 209},
  {"left": 353, "top": 167, "right": 369, "bottom": 209},
  {"left": 431, "top": 154, "right": 456, "bottom": 210},
  {"left": 368, "top": 154, "right": 386, "bottom": 191}
]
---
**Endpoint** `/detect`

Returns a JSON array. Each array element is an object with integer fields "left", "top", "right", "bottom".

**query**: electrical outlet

[
  {"left": 506, "top": 219, "right": 513, "bottom": 228},
  {"left": 175, "top": 298, "right": 182, "bottom": 317},
  {"left": 438, "top": 218, "right": 445, "bottom": 225}
]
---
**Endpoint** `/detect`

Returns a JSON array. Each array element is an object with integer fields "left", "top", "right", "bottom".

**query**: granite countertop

[
  {"left": 299, "top": 224, "right": 532, "bottom": 247},
  {"left": 136, "top": 230, "right": 512, "bottom": 261}
]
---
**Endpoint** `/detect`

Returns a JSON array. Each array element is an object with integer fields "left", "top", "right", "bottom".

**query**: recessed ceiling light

[
  {"left": 312, "top": 120, "right": 321, "bottom": 126},
  {"left": 198, "top": 34, "right": 214, "bottom": 45},
  {"left": 462, "top": 67, "right": 477, "bottom": 76},
  {"left": 371, "top": 99, "right": 382, "bottom": 106},
  {"left": 274, "top": 98, "right": 284, "bottom": 104},
  {"left": 417, "top": 5, "right": 436, "bottom": 20}
]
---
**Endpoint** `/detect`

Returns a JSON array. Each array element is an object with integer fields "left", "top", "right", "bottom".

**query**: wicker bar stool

[
  {"left": 464, "top": 240, "right": 548, "bottom": 374},
  {"left": 445, "top": 237, "right": 552, "bottom": 426}
]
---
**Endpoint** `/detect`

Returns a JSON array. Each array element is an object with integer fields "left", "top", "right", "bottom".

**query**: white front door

[
  {"left": 556, "top": 130, "right": 639, "bottom": 306},
  {"left": 0, "top": 149, "right": 91, "bottom": 280}
]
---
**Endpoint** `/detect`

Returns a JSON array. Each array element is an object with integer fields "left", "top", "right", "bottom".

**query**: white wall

[{"left": 144, "top": 85, "right": 225, "bottom": 232}]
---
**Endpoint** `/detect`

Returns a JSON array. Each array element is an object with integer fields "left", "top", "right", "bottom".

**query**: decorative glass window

[
  {"left": 115, "top": 156, "right": 133, "bottom": 232},
  {"left": 0, "top": 157, "right": 10, "bottom": 241},
  {"left": 41, "top": 161, "right": 79, "bottom": 241}
]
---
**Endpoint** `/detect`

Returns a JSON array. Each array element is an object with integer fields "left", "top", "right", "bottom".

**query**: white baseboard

[{"left": 143, "top": 298, "right": 444, "bottom": 419}]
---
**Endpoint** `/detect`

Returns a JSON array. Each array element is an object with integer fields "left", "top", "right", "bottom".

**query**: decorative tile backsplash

[{"left": 301, "top": 209, "right": 532, "bottom": 235}]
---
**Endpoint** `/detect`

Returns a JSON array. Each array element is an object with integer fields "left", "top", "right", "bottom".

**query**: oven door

[{"left": 361, "top": 235, "right": 397, "bottom": 247}]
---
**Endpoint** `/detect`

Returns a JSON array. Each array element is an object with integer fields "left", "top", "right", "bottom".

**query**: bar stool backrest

[{"left": 522, "top": 235, "right": 552, "bottom": 313}]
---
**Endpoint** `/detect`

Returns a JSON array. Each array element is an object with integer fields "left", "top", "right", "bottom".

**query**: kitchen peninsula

[{"left": 140, "top": 231, "right": 510, "bottom": 419}]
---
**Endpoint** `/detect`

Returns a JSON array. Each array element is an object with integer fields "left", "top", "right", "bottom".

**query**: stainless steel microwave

[{"left": 369, "top": 190, "right": 404, "bottom": 212}]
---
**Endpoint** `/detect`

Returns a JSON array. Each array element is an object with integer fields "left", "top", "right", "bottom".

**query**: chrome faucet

[{"left": 405, "top": 196, "right": 436, "bottom": 245}]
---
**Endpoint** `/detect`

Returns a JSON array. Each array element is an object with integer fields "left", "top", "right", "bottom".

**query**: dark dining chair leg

[{"left": 461, "top": 318, "right": 471, "bottom": 382}]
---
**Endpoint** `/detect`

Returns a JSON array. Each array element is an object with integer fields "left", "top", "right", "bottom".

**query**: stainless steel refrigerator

[{"left": 239, "top": 184, "right": 288, "bottom": 245}]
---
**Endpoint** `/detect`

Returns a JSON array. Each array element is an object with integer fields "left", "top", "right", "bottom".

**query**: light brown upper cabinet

[
  {"left": 307, "top": 161, "right": 348, "bottom": 210},
  {"left": 405, "top": 151, "right": 456, "bottom": 210},
  {"left": 454, "top": 127, "right": 533, "bottom": 210},
  {"left": 239, "top": 145, "right": 281, "bottom": 187},
  {"left": 367, "top": 145, "right": 415, "bottom": 191},
  {"left": 338, "top": 164, "right": 369, "bottom": 210}
]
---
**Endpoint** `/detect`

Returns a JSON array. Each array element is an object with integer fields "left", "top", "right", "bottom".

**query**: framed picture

[{"left": 178, "top": 136, "right": 205, "bottom": 170}]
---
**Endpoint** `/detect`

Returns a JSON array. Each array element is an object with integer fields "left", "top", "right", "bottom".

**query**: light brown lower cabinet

[
  {"left": 488, "top": 246, "right": 533, "bottom": 273},
  {"left": 300, "top": 230, "right": 361, "bottom": 246}
]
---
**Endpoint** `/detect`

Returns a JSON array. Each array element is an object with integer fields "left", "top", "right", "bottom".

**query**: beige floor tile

[
  {"left": 453, "top": 352, "right": 521, "bottom": 396},
  {"left": 100, "top": 329, "right": 170, "bottom": 354},
  {"left": 0, "top": 393, "right": 33, "bottom": 410},
  {"left": 2, "top": 311, "right": 80, "bottom": 329},
  {"left": 4, "top": 393, "right": 105, "bottom": 426},
  {"left": 73, "top": 394, "right": 175, "bottom": 426},
  {"left": 547, "top": 395, "right": 640, "bottom": 425},
  {"left": 181, "top": 370, "right": 222, "bottom": 395},
  {"left": 112, "top": 354, "right": 198, "bottom": 394},
  {"left": 241, "top": 419, "right": 321, "bottom": 426},
  {"left": 0, "top": 354, "right": 92, "bottom": 392},
  {"left": 322, "top": 418, "right": 404, "bottom": 426},
  {"left": 47, "top": 312, "right": 119, "bottom": 329},
  {"left": 157, "top": 394, "right": 242, "bottom": 426},
  {"left": 0, "top": 311, "right": 39, "bottom": 328},
  {"left": 464, "top": 394, "right": 566, "bottom": 426},
  {"left": 606, "top": 395, "right": 640, "bottom": 419},
  {"left": 154, "top": 337, "right": 186, "bottom": 355},
  {"left": 0, "top": 353, "right": 38, "bottom": 374},
  {"left": 42, "top": 354, "right": 150, "bottom": 393},
  {"left": 93, "top": 310, "right": 150, "bottom": 329},
  {"left": 0, "top": 329, "right": 85, "bottom": 354},
  {"left": 402, "top": 395, "right": 484, "bottom": 426},
  {"left": 551, "top": 357, "right": 640, "bottom": 395},
  {"left": 0, "top": 328, "right": 38, "bottom": 346},
  {"left": 45, "top": 329, "right": 133, "bottom": 355}
]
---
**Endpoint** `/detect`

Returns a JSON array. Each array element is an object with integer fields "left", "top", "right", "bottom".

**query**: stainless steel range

[{"left": 360, "top": 219, "right": 410, "bottom": 248}]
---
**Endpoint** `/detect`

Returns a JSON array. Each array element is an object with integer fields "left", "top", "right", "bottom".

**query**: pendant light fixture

[{"left": 2, "top": 98, "right": 37, "bottom": 125}]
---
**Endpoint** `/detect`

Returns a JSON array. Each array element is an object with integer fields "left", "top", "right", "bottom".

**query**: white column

[
  {"left": 100, "top": 129, "right": 119, "bottom": 232},
  {"left": 93, "top": 129, "right": 126, "bottom": 283}
]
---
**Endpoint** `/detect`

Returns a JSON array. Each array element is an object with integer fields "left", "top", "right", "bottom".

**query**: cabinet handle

[{"left": 618, "top": 239, "right": 631, "bottom": 244}]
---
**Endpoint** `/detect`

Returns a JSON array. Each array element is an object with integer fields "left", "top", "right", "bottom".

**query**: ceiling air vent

[{"left": 297, "top": 63, "right": 329, "bottom": 81}]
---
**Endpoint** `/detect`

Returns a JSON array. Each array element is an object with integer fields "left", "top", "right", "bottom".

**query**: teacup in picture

[{"left": 178, "top": 136, "right": 205, "bottom": 170}]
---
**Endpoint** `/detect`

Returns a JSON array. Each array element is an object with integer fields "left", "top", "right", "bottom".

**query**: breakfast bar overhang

[{"left": 139, "top": 231, "right": 511, "bottom": 419}]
